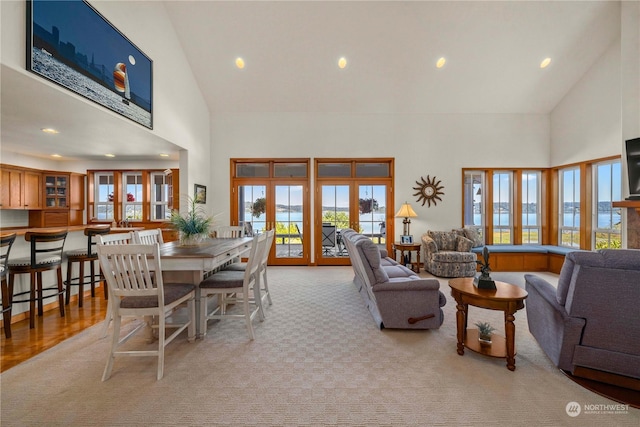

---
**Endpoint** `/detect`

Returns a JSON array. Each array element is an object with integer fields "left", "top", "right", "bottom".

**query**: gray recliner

[{"left": 525, "top": 249, "right": 640, "bottom": 387}]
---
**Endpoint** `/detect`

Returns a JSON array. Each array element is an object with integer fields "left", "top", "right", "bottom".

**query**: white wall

[
  {"left": 211, "top": 112, "right": 550, "bottom": 237},
  {"left": 550, "top": 37, "right": 622, "bottom": 166}
]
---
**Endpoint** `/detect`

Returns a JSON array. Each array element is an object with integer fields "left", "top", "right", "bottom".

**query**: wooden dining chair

[
  {"left": 1, "top": 233, "right": 17, "bottom": 338},
  {"left": 213, "top": 225, "right": 244, "bottom": 238},
  {"left": 97, "top": 232, "right": 134, "bottom": 338},
  {"left": 224, "top": 229, "right": 275, "bottom": 315},
  {"left": 97, "top": 243, "right": 196, "bottom": 380},
  {"left": 7, "top": 230, "right": 67, "bottom": 329},
  {"left": 198, "top": 232, "right": 267, "bottom": 339},
  {"left": 133, "top": 228, "right": 164, "bottom": 245}
]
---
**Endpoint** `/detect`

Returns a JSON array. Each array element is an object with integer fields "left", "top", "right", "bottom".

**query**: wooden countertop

[{"left": 0, "top": 224, "right": 144, "bottom": 236}]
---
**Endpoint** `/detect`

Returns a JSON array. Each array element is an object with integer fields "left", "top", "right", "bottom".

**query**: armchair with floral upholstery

[{"left": 421, "top": 230, "right": 477, "bottom": 277}]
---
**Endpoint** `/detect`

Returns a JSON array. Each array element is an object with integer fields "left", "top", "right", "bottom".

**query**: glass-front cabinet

[{"left": 44, "top": 174, "right": 68, "bottom": 208}]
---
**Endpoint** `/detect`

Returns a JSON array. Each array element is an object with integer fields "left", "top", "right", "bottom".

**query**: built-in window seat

[{"left": 471, "top": 245, "right": 583, "bottom": 274}]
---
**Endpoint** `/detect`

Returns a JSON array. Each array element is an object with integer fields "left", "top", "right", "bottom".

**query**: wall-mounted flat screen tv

[
  {"left": 27, "top": 0, "right": 153, "bottom": 129},
  {"left": 626, "top": 137, "right": 640, "bottom": 200}
]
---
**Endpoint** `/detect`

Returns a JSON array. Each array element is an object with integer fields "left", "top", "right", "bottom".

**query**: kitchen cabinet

[
  {"left": 30, "top": 172, "right": 85, "bottom": 227},
  {"left": 43, "top": 173, "right": 69, "bottom": 209},
  {"left": 0, "top": 166, "right": 42, "bottom": 209}
]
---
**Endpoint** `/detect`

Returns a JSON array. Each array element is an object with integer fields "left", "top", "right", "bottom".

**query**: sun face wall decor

[{"left": 413, "top": 175, "right": 445, "bottom": 207}]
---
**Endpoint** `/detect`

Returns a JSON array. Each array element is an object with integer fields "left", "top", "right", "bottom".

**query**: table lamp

[{"left": 395, "top": 202, "right": 418, "bottom": 236}]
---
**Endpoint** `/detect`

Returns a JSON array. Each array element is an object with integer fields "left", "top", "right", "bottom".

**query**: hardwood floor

[{"left": 1, "top": 295, "right": 108, "bottom": 373}]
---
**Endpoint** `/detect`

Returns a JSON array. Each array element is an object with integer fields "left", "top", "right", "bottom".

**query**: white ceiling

[{"left": 0, "top": 1, "right": 622, "bottom": 161}]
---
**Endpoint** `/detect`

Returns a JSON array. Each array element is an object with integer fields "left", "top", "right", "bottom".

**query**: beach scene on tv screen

[{"left": 30, "top": 0, "right": 152, "bottom": 129}]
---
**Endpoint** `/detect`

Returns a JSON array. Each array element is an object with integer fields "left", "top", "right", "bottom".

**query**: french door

[
  {"left": 231, "top": 160, "right": 310, "bottom": 266},
  {"left": 315, "top": 159, "right": 394, "bottom": 266}
]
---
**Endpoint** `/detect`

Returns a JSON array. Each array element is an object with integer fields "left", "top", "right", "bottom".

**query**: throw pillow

[
  {"left": 463, "top": 227, "right": 483, "bottom": 247},
  {"left": 428, "top": 231, "right": 458, "bottom": 251},
  {"left": 456, "top": 235, "right": 473, "bottom": 252}
]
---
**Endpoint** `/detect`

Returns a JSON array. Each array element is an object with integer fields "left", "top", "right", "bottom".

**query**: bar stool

[
  {"left": 65, "top": 226, "right": 111, "bottom": 307},
  {"left": 7, "top": 230, "right": 68, "bottom": 329},
  {"left": 1, "top": 233, "right": 17, "bottom": 338}
]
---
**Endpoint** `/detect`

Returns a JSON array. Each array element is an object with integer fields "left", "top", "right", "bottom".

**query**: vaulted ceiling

[{"left": 0, "top": 1, "right": 622, "bottom": 161}]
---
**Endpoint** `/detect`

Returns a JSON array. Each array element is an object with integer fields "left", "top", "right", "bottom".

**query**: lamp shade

[{"left": 395, "top": 203, "right": 417, "bottom": 218}]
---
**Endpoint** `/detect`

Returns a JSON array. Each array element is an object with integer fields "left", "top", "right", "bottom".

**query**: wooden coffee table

[{"left": 448, "top": 277, "right": 528, "bottom": 371}]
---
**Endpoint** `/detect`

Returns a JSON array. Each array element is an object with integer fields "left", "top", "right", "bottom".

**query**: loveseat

[
  {"left": 421, "top": 229, "right": 477, "bottom": 277},
  {"left": 341, "top": 229, "right": 445, "bottom": 329},
  {"left": 525, "top": 249, "right": 640, "bottom": 388}
]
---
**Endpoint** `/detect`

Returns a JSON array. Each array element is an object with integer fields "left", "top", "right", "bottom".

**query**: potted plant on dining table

[{"left": 169, "top": 194, "right": 213, "bottom": 246}]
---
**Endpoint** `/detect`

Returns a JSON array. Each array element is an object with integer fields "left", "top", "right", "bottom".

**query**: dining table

[{"left": 159, "top": 236, "right": 253, "bottom": 337}]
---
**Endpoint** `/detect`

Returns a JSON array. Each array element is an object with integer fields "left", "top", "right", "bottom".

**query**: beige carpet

[{"left": 1, "top": 267, "right": 638, "bottom": 426}]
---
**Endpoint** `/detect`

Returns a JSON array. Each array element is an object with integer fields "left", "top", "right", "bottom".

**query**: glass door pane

[
  {"left": 318, "top": 184, "right": 351, "bottom": 263},
  {"left": 237, "top": 185, "right": 267, "bottom": 234},
  {"left": 358, "top": 184, "right": 387, "bottom": 251},
  {"left": 274, "top": 185, "right": 304, "bottom": 260}
]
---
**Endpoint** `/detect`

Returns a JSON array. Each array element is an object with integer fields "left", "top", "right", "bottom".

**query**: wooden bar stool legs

[
  {"left": 64, "top": 226, "right": 111, "bottom": 307},
  {"left": 65, "top": 255, "right": 101, "bottom": 307},
  {"left": 1, "top": 233, "right": 17, "bottom": 338}
]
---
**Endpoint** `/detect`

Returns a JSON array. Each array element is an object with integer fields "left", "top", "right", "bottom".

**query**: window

[
  {"left": 493, "top": 171, "right": 513, "bottom": 244},
  {"left": 593, "top": 160, "right": 622, "bottom": 249},
  {"left": 94, "top": 172, "right": 114, "bottom": 220},
  {"left": 560, "top": 167, "right": 580, "bottom": 248},
  {"left": 522, "top": 171, "right": 541, "bottom": 244},
  {"left": 150, "top": 172, "right": 170, "bottom": 221},
  {"left": 122, "top": 172, "right": 143, "bottom": 221},
  {"left": 463, "top": 171, "right": 484, "bottom": 243}
]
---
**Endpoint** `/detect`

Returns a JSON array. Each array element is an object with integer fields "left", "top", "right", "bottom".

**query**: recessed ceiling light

[
  {"left": 51, "top": 154, "right": 62, "bottom": 158},
  {"left": 41, "top": 128, "right": 59, "bottom": 134},
  {"left": 104, "top": 153, "right": 116, "bottom": 158},
  {"left": 338, "top": 57, "right": 347, "bottom": 69},
  {"left": 540, "top": 57, "right": 552, "bottom": 69},
  {"left": 159, "top": 153, "right": 169, "bottom": 157},
  {"left": 436, "top": 57, "right": 446, "bottom": 68},
  {"left": 235, "top": 57, "right": 245, "bottom": 69}
]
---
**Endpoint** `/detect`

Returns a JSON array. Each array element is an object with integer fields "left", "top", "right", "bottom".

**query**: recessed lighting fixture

[
  {"left": 540, "top": 57, "right": 552, "bottom": 69},
  {"left": 41, "top": 128, "right": 59, "bottom": 134},
  {"left": 235, "top": 57, "right": 245, "bottom": 69},
  {"left": 436, "top": 57, "right": 446, "bottom": 68},
  {"left": 51, "top": 154, "right": 62, "bottom": 158},
  {"left": 338, "top": 57, "right": 347, "bottom": 69},
  {"left": 104, "top": 153, "right": 116, "bottom": 158},
  {"left": 159, "top": 153, "right": 169, "bottom": 157}
]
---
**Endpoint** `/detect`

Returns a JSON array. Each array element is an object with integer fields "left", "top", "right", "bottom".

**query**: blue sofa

[
  {"left": 525, "top": 249, "right": 640, "bottom": 388},
  {"left": 341, "top": 229, "right": 446, "bottom": 330}
]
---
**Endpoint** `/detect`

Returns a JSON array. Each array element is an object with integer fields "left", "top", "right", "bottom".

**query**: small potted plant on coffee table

[{"left": 475, "top": 321, "right": 496, "bottom": 345}]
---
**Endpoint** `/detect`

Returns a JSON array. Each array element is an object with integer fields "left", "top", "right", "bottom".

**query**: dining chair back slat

[
  {"left": 214, "top": 226, "right": 244, "bottom": 238},
  {"left": 133, "top": 229, "right": 164, "bottom": 245}
]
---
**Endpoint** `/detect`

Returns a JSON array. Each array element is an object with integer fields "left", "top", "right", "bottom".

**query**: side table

[
  {"left": 448, "top": 277, "right": 528, "bottom": 371},
  {"left": 392, "top": 242, "right": 421, "bottom": 273}
]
